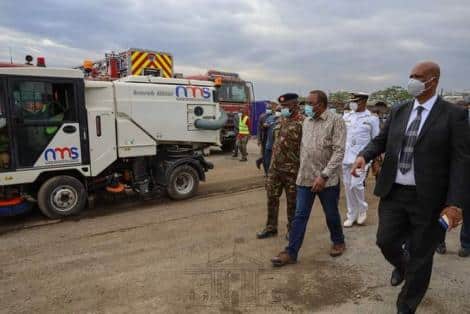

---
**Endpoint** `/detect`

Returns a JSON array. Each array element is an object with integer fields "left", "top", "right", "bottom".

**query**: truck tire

[
  {"left": 37, "top": 175, "right": 87, "bottom": 219},
  {"left": 167, "top": 165, "right": 199, "bottom": 200}
]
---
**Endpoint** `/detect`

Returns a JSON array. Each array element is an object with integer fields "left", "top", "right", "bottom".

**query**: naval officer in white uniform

[{"left": 342, "top": 92, "right": 380, "bottom": 227}]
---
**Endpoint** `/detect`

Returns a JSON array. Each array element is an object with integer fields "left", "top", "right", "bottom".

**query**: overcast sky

[{"left": 1, "top": 0, "right": 469, "bottom": 100}]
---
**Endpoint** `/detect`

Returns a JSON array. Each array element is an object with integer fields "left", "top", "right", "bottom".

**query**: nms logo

[
  {"left": 176, "top": 85, "right": 211, "bottom": 99},
  {"left": 44, "top": 147, "right": 80, "bottom": 162}
]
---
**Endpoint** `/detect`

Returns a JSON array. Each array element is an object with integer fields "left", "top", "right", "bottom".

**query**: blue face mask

[
  {"left": 266, "top": 109, "right": 272, "bottom": 114},
  {"left": 281, "top": 108, "right": 291, "bottom": 117},
  {"left": 304, "top": 105, "right": 315, "bottom": 118}
]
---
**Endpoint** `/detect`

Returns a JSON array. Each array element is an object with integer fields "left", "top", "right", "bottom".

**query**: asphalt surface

[{"left": 0, "top": 141, "right": 468, "bottom": 313}]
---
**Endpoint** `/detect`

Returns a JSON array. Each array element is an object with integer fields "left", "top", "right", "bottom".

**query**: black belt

[
  {"left": 393, "top": 183, "right": 417, "bottom": 191},
  {"left": 391, "top": 183, "right": 418, "bottom": 202}
]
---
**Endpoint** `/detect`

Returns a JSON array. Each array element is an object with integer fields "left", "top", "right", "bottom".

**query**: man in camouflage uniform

[{"left": 257, "top": 93, "right": 304, "bottom": 239}]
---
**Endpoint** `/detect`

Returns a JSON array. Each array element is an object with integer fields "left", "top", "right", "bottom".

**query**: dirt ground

[{"left": 0, "top": 141, "right": 468, "bottom": 314}]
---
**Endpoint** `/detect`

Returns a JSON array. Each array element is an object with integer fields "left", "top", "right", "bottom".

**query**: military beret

[{"left": 278, "top": 93, "right": 299, "bottom": 103}]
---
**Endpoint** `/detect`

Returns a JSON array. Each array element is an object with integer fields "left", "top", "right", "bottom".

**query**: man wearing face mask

[
  {"left": 271, "top": 90, "right": 347, "bottom": 266},
  {"left": 257, "top": 93, "right": 304, "bottom": 239},
  {"left": 256, "top": 102, "right": 275, "bottom": 173},
  {"left": 351, "top": 61, "right": 470, "bottom": 314},
  {"left": 262, "top": 104, "right": 282, "bottom": 176},
  {"left": 342, "top": 92, "right": 380, "bottom": 227}
]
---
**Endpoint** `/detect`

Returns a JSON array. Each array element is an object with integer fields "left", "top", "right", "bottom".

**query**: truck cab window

[
  {"left": 13, "top": 81, "right": 73, "bottom": 123},
  {"left": 217, "top": 82, "right": 248, "bottom": 103},
  {"left": 11, "top": 80, "right": 75, "bottom": 167},
  {"left": 0, "top": 85, "right": 9, "bottom": 170}
]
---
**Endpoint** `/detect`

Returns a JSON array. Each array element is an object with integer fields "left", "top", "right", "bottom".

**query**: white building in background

[{"left": 442, "top": 90, "right": 470, "bottom": 104}]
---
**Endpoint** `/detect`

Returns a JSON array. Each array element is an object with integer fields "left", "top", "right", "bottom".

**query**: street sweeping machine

[{"left": 0, "top": 63, "right": 226, "bottom": 218}]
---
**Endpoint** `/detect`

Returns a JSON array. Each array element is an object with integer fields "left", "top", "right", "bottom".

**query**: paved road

[{"left": 0, "top": 142, "right": 468, "bottom": 313}]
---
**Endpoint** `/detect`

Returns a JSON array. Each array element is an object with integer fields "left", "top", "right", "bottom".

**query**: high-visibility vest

[
  {"left": 239, "top": 115, "right": 250, "bottom": 135},
  {"left": 45, "top": 112, "right": 64, "bottom": 135}
]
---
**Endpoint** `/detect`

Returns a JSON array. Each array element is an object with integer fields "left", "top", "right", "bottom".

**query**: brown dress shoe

[
  {"left": 330, "top": 243, "right": 346, "bottom": 257},
  {"left": 271, "top": 251, "right": 296, "bottom": 267}
]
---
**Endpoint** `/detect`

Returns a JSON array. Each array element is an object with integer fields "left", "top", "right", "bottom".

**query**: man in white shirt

[{"left": 342, "top": 92, "right": 380, "bottom": 227}]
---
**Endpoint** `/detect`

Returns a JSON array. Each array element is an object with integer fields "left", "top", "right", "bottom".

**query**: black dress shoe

[
  {"left": 397, "top": 304, "right": 414, "bottom": 314},
  {"left": 391, "top": 268, "right": 405, "bottom": 286},
  {"left": 459, "top": 247, "right": 470, "bottom": 257},
  {"left": 256, "top": 229, "right": 278, "bottom": 239},
  {"left": 436, "top": 241, "right": 447, "bottom": 255}
]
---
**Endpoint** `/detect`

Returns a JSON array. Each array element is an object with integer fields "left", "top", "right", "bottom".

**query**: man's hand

[
  {"left": 257, "top": 141, "right": 261, "bottom": 147},
  {"left": 351, "top": 156, "right": 366, "bottom": 177},
  {"left": 311, "top": 176, "right": 326, "bottom": 192},
  {"left": 440, "top": 206, "right": 463, "bottom": 230}
]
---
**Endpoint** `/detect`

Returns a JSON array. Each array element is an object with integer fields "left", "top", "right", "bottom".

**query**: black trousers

[{"left": 376, "top": 184, "right": 443, "bottom": 312}]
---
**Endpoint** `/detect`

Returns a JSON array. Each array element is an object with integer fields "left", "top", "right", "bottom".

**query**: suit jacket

[{"left": 360, "top": 96, "right": 470, "bottom": 213}]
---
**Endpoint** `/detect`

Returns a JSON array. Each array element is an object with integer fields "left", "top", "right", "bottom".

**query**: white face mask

[
  {"left": 275, "top": 111, "right": 281, "bottom": 117},
  {"left": 349, "top": 102, "right": 358, "bottom": 112},
  {"left": 407, "top": 77, "right": 435, "bottom": 97}
]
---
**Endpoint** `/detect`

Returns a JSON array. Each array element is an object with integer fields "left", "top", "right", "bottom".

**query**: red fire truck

[{"left": 185, "top": 70, "right": 254, "bottom": 151}]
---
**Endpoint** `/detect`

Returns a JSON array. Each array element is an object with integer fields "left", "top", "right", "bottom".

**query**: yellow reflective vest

[
  {"left": 45, "top": 112, "right": 64, "bottom": 135},
  {"left": 239, "top": 115, "right": 250, "bottom": 135}
]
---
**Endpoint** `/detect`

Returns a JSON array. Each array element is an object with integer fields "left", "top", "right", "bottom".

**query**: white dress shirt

[{"left": 395, "top": 94, "right": 438, "bottom": 185}]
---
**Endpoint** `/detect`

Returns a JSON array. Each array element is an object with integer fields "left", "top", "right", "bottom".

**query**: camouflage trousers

[{"left": 265, "top": 170, "right": 297, "bottom": 232}]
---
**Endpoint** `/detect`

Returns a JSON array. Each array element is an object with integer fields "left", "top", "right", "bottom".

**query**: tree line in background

[{"left": 329, "top": 86, "right": 412, "bottom": 106}]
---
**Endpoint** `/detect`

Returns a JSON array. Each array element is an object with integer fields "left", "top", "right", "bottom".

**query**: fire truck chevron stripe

[
  {"left": 131, "top": 51, "right": 144, "bottom": 62},
  {"left": 155, "top": 54, "right": 168, "bottom": 69},
  {"left": 155, "top": 54, "right": 172, "bottom": 77},
  {"left": 155, "top": 55, "right": 171, "bottom": 77},
  {"left": 153, "top": 59, "right": 170, "bottom": 78},
  {"left": 153, "top": 61, "right": 169, "bottom": 78},
  {"left": 141, "top": 59, "right": 153, "bottom": 72},
  {"left": 132, "top": 52, "right": 149, "bottom": 75},
  {"left": 162, "top": 54, "right": 172, "bottom": 66},
  {"left": 130, "top": 51, "right": 173, "bottom": 77}
]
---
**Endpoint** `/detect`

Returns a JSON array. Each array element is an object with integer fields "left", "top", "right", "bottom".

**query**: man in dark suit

[{"left": 351, "top": 61, "right": 470, "bottom": 314}]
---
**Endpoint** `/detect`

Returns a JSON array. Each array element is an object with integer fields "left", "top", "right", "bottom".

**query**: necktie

[{"left": 399, "top": 106, "right": 424, "bottom": 174}]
